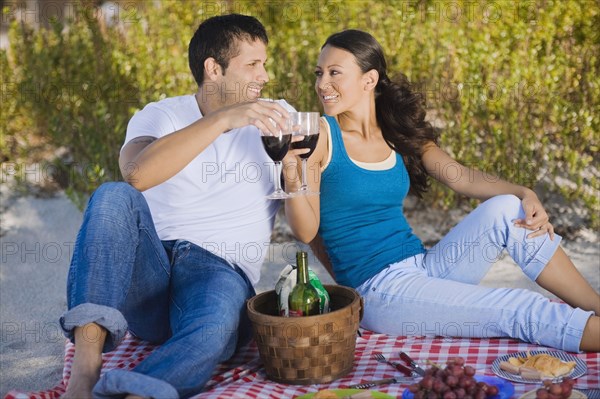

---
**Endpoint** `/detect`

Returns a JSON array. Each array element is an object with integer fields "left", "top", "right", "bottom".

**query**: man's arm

[{"left": 119, "top": 100, "right": 289, "bottom": 191}]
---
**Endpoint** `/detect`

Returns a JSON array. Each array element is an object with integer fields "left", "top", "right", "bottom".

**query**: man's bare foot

[
  {"left": 62, "top": 323, "right": 107, "bottom": 399},
  {"left": 62, "top": 373, "right": 97, "bottom": 399},
  {"left": 62, "top": 352, "right": 103, "bottom": 399},
  {"left": 125, "top": 395, "right": 147, "bottom": 399}
]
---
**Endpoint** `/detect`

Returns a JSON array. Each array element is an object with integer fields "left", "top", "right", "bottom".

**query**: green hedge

[{"left": 2, "top": 0, "right": 598, "bottom": 227}]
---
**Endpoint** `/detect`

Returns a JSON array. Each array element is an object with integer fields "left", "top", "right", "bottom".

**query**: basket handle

[{"left": 359, "top": 295, "right": 364, "bottom": 321}]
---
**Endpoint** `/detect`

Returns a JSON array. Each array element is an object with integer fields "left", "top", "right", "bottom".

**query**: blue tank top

[{"left": 318, "top": 115, "right": 426, "bottom": 288}]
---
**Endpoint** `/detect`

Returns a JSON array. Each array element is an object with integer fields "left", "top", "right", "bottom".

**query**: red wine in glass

[
  {"left": 261, "top": 134, "right": 292, "bottom": 162},
  {"left": 290, "top": 135, "right": 318, "bottom": 159},
  {"left": 261, "top": 117, "right": 292, "bottom": 200},
  {"left": 289, "top": 112, "right": 320, "bottom": 196}
]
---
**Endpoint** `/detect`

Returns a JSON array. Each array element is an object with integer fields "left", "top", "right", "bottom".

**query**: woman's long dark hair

[{"left": 322, "top": 30, "right": 438, "bottom": 197}]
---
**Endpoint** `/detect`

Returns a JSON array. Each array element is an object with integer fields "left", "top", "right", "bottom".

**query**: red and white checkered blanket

[{"left": 5, "top": 330, "right": 599, "bottom": 399}]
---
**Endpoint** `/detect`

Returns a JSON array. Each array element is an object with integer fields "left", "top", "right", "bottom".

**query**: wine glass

[
  {"left": 261, "top": 118, "right": 292, "bottom": 200},
  {"left": 289, "top": 112, "right": 320, "bottom": 196}
]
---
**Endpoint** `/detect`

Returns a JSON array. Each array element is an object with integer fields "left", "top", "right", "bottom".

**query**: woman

[{"left": 283, "top": 29, "right": 599, "bottom": 352}]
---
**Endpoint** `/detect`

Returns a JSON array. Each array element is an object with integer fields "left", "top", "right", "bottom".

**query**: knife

[
  {"left": 387, "top": 359, "right": 413, "bottom": 377},
  {"left": 399, "top": 351, "right": 427, "bottom": 376},
  {"left": 349, "top": 377, "right": 399, "bottom": 389}
]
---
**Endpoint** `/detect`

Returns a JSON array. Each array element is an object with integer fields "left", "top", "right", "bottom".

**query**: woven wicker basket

[{"left": 246, "top": 285, "right": 363, "bottom": 385}]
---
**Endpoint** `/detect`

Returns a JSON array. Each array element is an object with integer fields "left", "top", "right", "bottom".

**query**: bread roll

[{"left": 506, "top": 352, "right": 576, "bottom": 378}]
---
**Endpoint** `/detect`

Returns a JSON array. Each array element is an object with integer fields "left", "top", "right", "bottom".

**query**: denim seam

[
  {"left": 372, "top": 292, "right": 487, "bottom": 312},
  {"left": 435, "top": 227, "right": 506, "bottom": 280},
  {"left": 60, "top": 303, "right": 128, "bottom": 352},
  {"left": 518, "top": 233, "right": 561, "bottom": 281},
  {"left": 93, "top": 369, "right": 179, "bottom": 399},
  {"left": 176, "top": 242, "right": 191, "bottom": 261},
  {"left": 562, "top": 308, "right": 593, "bottom": 353},
  {"left": 502, "top": 306, "right": 563, "bottom": 334},
  {"left": 365, "top": 292, "right": 500, "bottom": 336},
  {"left": 374, "top": 292, "right": 566, "bottom": 341},
  {"left": 139, "top": 227, "right": 171, "bottom": 276},
  {"left": 487, "top": 303, "right": 573, "bottom": 350},
  {"left": 371, "top": 291, "right": 560, "bottom": 329},
  {"left": 170, "top": 294, "right": 183, "bottom": 315}
]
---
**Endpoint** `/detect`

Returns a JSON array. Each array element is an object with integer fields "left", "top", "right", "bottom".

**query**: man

[{"left": 61, "top": 14, "right": 295, "bottom": 399}]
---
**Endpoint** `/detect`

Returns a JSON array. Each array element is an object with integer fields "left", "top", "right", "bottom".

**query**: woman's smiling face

[{"left": 314, "top": 45, "right": 368, "bottom": 116}]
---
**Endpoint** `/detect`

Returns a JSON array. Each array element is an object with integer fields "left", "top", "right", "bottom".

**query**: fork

[{"left": 372, "top": 353, "right": 413, "bottom": 377}]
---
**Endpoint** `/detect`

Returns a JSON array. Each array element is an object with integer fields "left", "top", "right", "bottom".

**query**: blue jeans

[
  {"left": 356, "top": 195, "right": 593, "bottom": 352},
  {"left": 60, "top": 182, "right": 255, "bottom": 399}
]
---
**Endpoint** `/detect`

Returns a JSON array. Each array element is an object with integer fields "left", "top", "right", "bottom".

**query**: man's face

[{"left": 216, "top": 39, "right": 269, "bottom": 105}]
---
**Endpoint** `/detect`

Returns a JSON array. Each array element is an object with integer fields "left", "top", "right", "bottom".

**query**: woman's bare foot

[{"left": 62, "top": 323, "right": 107, "bottom": 399}]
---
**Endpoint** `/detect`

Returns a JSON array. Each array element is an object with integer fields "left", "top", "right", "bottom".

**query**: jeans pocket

[
  {"left": 171, "top": 240, "right": 191, "bottom": 263},
  {"left": 357, "top": 265, "right": 391, "bottom": 294}
]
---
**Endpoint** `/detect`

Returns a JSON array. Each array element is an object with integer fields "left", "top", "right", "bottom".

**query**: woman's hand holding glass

[{"left": 287, "top": 112, "right": 320, "bottom": 196}]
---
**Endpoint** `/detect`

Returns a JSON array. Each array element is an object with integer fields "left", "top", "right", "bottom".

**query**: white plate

[
  {"left": 491, "top": 350, "right": 587, "bottom": 383},
  {"left": 519, "top": 388, "right": 587, "bottom": 399}
]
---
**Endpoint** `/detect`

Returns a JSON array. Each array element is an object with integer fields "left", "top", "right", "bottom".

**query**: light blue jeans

[
  {"left": 356, "top": 195, "right": 593, "bottom": 352},
  {"left": 60, "top": 182, "right": 255, "bottom": 399}
]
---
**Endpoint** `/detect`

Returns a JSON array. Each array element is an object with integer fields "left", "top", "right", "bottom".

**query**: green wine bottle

[{"left": 288, "top": 251, "right": 320, "bottom": 317}]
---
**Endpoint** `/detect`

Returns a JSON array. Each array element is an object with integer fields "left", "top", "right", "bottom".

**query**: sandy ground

[{"left": 1, "top": 187, "right": 598, "bottom": 396}]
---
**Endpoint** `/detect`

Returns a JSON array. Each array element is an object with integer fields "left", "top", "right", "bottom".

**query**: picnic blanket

[{"left": 5, "top": 330, "right": 599, "bottom": 399}]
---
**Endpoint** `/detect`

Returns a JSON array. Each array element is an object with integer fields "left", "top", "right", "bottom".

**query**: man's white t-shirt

[{"left": 122, "top": 95, "right": 295, "bottom": 285}]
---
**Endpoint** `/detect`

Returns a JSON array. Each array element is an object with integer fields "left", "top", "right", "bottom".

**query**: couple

[{"left": 62, "top": 13, "right": 599, "bottom": 399}]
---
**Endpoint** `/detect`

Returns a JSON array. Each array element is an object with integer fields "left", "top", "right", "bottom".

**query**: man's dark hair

[{"left": 189, "top": 14, "right": 268, "bottom": 86}]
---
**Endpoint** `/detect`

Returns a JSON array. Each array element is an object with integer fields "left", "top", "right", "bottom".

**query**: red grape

[
  {"left": 420, "top": 376, "right": 434, "bottom": 390},
  {"left": 409, "top": 384, "right": 420, "bottom": 393},
  {"left": 433, "top": 380, "right": 447, "bottom": 393},
  {"left": 565, "top": 378, "right": 575, "bottom": 387},
  {"left": 466, "top": 384, "right": 477, "bottom": 395},
  {"left": 535, "top": 388, "right": 549, "bottom": 399},
  {"left": 408, "top": 357, "right": 499, "bottom": 398},
  {"left": 534, "top": 378, "right": 578, "bottom": 399},
  {"left": 426, "top": 367, "right": 438, "bottom": 376},
  {"left": 548, "top": 384, "right": 563, "bottom": 395},
  {"left": 460, "top": 376, "right": 474, "bottom": 389},
  {"left": 446, "top": 375, "right": 459, "bottom": 387},
  {"left": 452, "top": 366, "right": 465, "bottom": 378}
]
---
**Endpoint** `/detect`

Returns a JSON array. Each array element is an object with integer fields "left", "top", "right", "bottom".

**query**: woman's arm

[
  {"left": 421, "top": 142, "right": 554, "bottom": 239},
  {"left": 282, "top": 118, "right": 328, "bottom": 243},
  {"left": 309, "top": 234, "right": 335, "bottom": 279}
]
